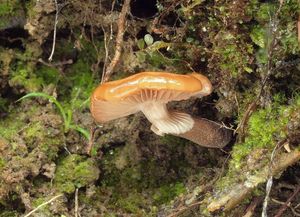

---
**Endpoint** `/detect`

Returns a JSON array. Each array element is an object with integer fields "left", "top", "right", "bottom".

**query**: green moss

[
  {"left": 22, "top": 120, "right": 63, "bottom": 159},
  {"left": 64, "top": 59, "right": 95, "bottom": 110},
  {"left": 216, "top": 95, "right": 300, "bottom": 191},
  {"left": 9, "top": 65, "right": 43, "bottom": 92},
  {"left": 0, "top": 103, "right": 65, "bottom": 159},
  {"left": 0, "top": 158, "right": 5, "bottom": 169},
  {"left": 232, "top": 94, "right": 300, "bottom": 170},
  {"left": 23, "top": 122, "right": 44, "bottom": 145},
  {"left": 0, "top": 97, "right": 8, "bottom": 112},
  {"left": 115, "top": 191, "right": 146, "bottom": 213},
  {"left": 0, "top": 114, "right": 24, "bottom": 141},
  {"left": 0, "top": 211, "right": 18, "bottom": 217},
  {"left": 153, "top": 182, "right": 186, "bottom": 205},
  {"left": 37, "top": 65, "right": 60, "bottom": 85},
  {"left": 55, "top": 38, "right": 100, "bottom": 111},
  {"left": 251, "top": 0, "right": 300, "bottom": 63},
  {"left": 279, "top": 21, "right": 300, "bottom": 55},
  {"left": 31, "top": 198, "right": 51, "bottom": 214},
  {"left": 0, "top": 0, "right": 20, "bottom": 28},
  {"left": 212, "top": 31, "right": 254, "bottom": 77},
  {"left": 54, "top": 154, "right": 100, "bottom": 193},
  {"left": 255, "top": 3, "right": 276, "bottom": 23},
  {"left": 250, "top": 26, "right": 266, "bottom": 49},
  {"left": 0, "top": 0, "right": 19, "bottom": 16}
]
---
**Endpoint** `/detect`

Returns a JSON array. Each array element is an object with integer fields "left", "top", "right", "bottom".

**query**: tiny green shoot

[{"left": 17, "top": 92, "right": 90, "bottom": 140}]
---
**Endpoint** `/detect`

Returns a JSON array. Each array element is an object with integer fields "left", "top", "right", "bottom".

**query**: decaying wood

[
  {"left": 207, "top": 149, "right": 300, "bottom": 212},
  {"left": 242, "top": 196, "right": 263, "bottom": 217}
]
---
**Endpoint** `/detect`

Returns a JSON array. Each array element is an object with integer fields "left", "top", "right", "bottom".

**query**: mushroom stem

[
  {"left": 176, "top": 117, "right": 232, "bottom": 148},
  {"left": 140, "top": 102, "right": 194, "bottom": 135}
]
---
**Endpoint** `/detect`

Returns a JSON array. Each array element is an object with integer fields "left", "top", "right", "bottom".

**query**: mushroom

[{"left": 90, "top": 72, "right": 231, "bottom": 148}]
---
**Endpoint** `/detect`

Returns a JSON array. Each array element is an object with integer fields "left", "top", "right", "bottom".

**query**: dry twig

[
  {"left": 102, "top": 0, "right": 131, "bottom": 83},
  {"left": 48, "top": 0, "right": 59, "bottom": 62},
  {"left": 262, "top": 139, "right": 285, "bottom": 217},
  {"left": 297, "top": 14, "right": 300, "bottom": 43},
  {"left": 75, "top": 188, "right": 79, "bottom": 217},
  {"left": 23, "top": 194, "right": 63, "bottom": 217},
  {"left": 86, "top": 126, "right": 98, "bottom": 155}
]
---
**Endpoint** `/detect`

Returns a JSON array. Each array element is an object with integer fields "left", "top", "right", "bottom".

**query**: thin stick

[
  {"left": 75, "top": 188, "right": 79, "bottom": 217},
  {"left": 23, "top": 194, "right": 63, "bottom": 217},
  {"left": 101, "top": 0, "right": 115, "bottom": 82},
  {"left": 298, "top": 15, "right": 300, "bottom": 43},
  {"left": 262, "top": 141, "right": 281, "bottom": 217},
  {"left": 48, "top": 0, "right": 59, "bottom": 61},
  {"left": 102, "top": 0, "right": 131, "bottom": 83},
  {"left": 101, "top": 25, "right": 109, "bottom": 82}
]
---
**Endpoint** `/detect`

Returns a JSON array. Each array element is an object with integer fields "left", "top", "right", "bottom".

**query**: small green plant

[{"left": 17, "top": 92, "right": 90, "bottom": 140}]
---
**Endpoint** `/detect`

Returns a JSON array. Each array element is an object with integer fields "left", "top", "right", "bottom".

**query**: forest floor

[{"left": 0, "top": 0, "right": 300, "bottom": 216}]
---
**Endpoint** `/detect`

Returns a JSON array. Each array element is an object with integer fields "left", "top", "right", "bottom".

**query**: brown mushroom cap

[{"left": 90, "top": 72, "right": 212, "bottom": 135}]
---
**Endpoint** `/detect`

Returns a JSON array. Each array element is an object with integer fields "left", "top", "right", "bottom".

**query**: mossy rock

[{"left": 54, "top": 154, "right": 100, "bottom": 193}]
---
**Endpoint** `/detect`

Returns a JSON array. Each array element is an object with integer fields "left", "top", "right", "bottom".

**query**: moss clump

[
  {"left": 231, "top": 95, "right": 300, "bottom": 170},
  {"left": 255, "top": 2, "right": 276, "bottom": 23},
  {"left": 38, "top": 65, "right": 60, "bottom": 85},
  {"left": 0, "top": 211, "right": 18, "bottom": 217},
  {"left": 115, "top": 191, "right": 147, "bottom": 214},
  {"left": 9, "top": 63, "right": 43, "bottom": 92},
  {"left": 252, "top": 0, "right": 300, "bottom": 64},
  {"left": 0, "top": 97, "right": 8, "bottom": 112},
  {"left": 31, "top": 197, "right": 51, "bottom": 214},
  {"left": 0, "top": 0, "right": 19, "bottom": 16},
  {"left": 153, "top": 182, "right": 186, "bottom": 205},
  {"left": 215, "top": 95, "right": 300, "bottom": 191},
  {"left": 54, "top": 154, "right": 100, "bottom": 193},
  {"left": 0, "top": 0, "right": 23, "bottom": 29},
  {"left": 0, "top": 111, "right": 27, "bottom": 141},
  {"left": 0, "top": 158, "right": 5, "bottom": 169},
  {"left": 210, "top": 30, "right": 254, "bottom": 77}
]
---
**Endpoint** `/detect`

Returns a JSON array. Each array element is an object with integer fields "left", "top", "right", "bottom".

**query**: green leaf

[
  {"left": 69, "top": 125, "right": 91, "bottom": 140},
  {"left": 244, "top": 66, "right": 253, "bottom": 73},
  {"left": 144, "top": 34, "right": 154, "bottom": 46},
  {"left": 137, "top": 38, "right": 145, "bottom": 50},
  {"left": 250, "top": 26, "right": 266, "bottom": 48},
  {"left": 17, "top": 92, "right": 67, "bottom": 131},
  {"left": 146, "top": 41, "right": 170, "bottom": 53},
  {"left": 136, "top": 51, "right": 146, "bottom": 62}
]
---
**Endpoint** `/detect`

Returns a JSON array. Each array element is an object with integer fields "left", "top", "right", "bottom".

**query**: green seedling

[{"left": 17, "top": 92, "right": 90, "bottom": 140}]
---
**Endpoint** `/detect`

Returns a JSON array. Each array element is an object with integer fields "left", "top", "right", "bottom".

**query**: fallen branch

[
  {"left": 207, "top": 149, "right": 300, "bottom": 212},
  {"left": 102, "top": 0, "right": 131, "bottom": 83}
]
